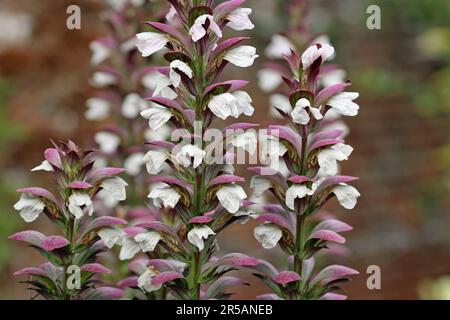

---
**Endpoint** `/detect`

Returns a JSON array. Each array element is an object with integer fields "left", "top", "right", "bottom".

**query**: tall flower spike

[
  {"left": 130, "top": 0, "right": 258, "bottom": 300},
  {"left": 249, "top": 1, "right": 360, "bottom": 300},
  {"left": 11, "top": 141, "right": 127, "bottom": 300}
]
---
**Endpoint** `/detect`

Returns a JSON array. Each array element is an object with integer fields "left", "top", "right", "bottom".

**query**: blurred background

[{"left": 0, "top": 0, "right": 449, "bottom": 299}]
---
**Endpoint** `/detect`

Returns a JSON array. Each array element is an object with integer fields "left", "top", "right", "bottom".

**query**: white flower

[
  {"left": 85, "top": 98, "right": 111, "bottom": 121},
  {"left": 121, "top": 93, "right": 147, "bottom": 119},
  {"left": 291, "top": 98, "right": 323, "bottom": 125},
  {"left": 285, "top": 184, "right": 314, "bottom": 210},
  {"left": 68, "top": 192, "right": 93, "bottom": 219},
  {"left": 91, "top": 72, "right": 117, "bottom": 87},
  {"left": 100, "top": 177, "right": 128, "bottom": 202},
  {"left": 321, "top": 69, "right": 346, "bottom": 87},
  {"left": 119, "top": 237, "right": 141, "bottom": 260},
  {"left": 96, "top": 189, "right": 119, "bottom": 208},
  {"left": 134, "top": 231, "right": 162, "bottom": 253},
  {"left": 169, "top": 60, "right": 193, "bottom": 88},
  {"left": 124, "top": 152, "right": 145, "bottom": 176},
  {"left": 230, "top": 91, "right": 254, "bottom": 117},
  {"left": 13, "top": 193, "right": 45, "bottom": 223},
  {"left": 189, "top": 14, "right": 222, "bottom": 42},
  {"left": 250, "top": 176, "right": 272, "bottom": 198},
  {"left": 98, "top": 228, "right": 125, "bottom": 248},
  {"left": 208, "top": 93, "right": 235, "bottom": 120},
  {"left": 230, "top": 131, "right": 258, "bottom": 155},
  {"left": 148, "top": 182, "right": 181, "bottom": 209},
  {"left": 332, "top": 184, "right": 360, "bottom": 209},
  {"left": 327, "top": 92, "right": 359, "bottom": 116},
  {"left": 224, "top": 46, "right": 258, "bottom": 67},
  {"left": 136, "top": 32, "right": 168, "bottom": 57},
  {"left": 119, "top": 231, "right": 162, "bottom": 261},
  {"left": 208, "top": 92, "right": 254, "bottom": 120},
  {"left": 94, "top": 132, "right": 120, "bottom": 153},
  {"left": 90, "top": 41, "right": 110, "bottom": 66},
  {"left": 226, "top": 8, "right": 254, "bottom": 30},
  {"left": 142, "top": 72, "right": 178, "bottom": 100},
  {"left": 187, "top": 226, "right": 216, "bottom": 251},
  {"left": 143, "top": 150, "right": 168, "bottom": 174},
  {"left": 265, "top": 35, "right": 294, "bottom": 59},
  {"left": 175, "top": 145, "right": 206, "bottom": 169},
  {"left": 301, "top": 43, "right": 335, "bottom": 70},
  {"left": 257, "top": 69, "right": 282, "bottom": 92},
  {"left": 254, "top": 223, "right": 282, "bottom": 249},
  {"left": 140, "top": 106, "right": 172, "bottom": 131},
  {"left": 217, "top": 184, "right": 247, "bottom": 214},
  {"left": 317, "top": 143, "right": 353, "bottom": 175},
  {"left": 138, "top": 269, "right": 161, "bottom": 292},
  {"left": 31, "top": 160, "right": 53, "bottom": 172}
]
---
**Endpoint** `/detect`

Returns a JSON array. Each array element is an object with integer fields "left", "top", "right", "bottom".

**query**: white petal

[
  {"left": 309, "top": 107, "right": 323, "bottom": 120},
  {"left": 169, "top": 60, "right": 193, "bottom": 88},
  {"left": 231, "top": 91, "right": 254, "bottom": 117},
  {"left": 143, "top": 150, "right": 168, "bottom": 174},
  {"left": 98, "top": 228, "right": 124, "bottom": 248},
  {"left": 85, "top": 98, "right": 111, "bottom": 121},
  {"left": 226, "top": 8, "right": 254, "bottom": 31},
  {"left": 301, "top": 43, "right": 335, "bottom": 70},
  {"left": 148, "top": 182, "right": 181, "bottom": 209},
  {"left": 254, "top": 223, "right": 282, "bottom": 249},
  {"left": 121, "top": 93, "right": 147, "bottom": 119},
  {"left": 31, "top": 160, "right": 53, "bottom": 172},
  {"left": 217, "top": 184, "right": 247, "bottom": 214},
  {"left": 175, "top": 145, "right": 206, "bottom": 169},
  {"left": 136, "top": 32, "right": 168, "bottom": 57},
  {"left": 124, "top": 152, "right": 145, "bottom": 176},
  {"left": 333, "top": 184, "right": 360, "bottom": 210},
  {"left": 187, "top": 226, "right": 215, "bottom": 251},
  {"left": 327, "top": 92, "right": 359, "bottom": 116},
  {"left": 224, "top": 46, "right": 259, "bottom": 68},
  {"left": 291, "top": 105, "right": 310, "bottom": 125},
  {"left": 138, "top": 269, "right": 161, "bottom": 292},
  {"left": 13, "top": 193, "right": 45, "bottom": 223},
  {"left": 94, "top": 132, "right": 120, "bottom": 153},
  {"left": 269, "top": 94, "right": 292, "bottom": 118},
  {"left": 91, "top": 72, "right": 116, "bottom": 87},
  {"left": 257, "top": 69, "right": 282, "bottom": 92},
  {"left": 189, "top": 15, "right": 222, "bottom": 42},
  {"left": 68, "top": 192, "right": 93, "bottom": 219},
  {"left": 265, "top": 35, "right": 294, "bottom": 59},
  {"left": 285, "top": 184, "right": 314, "bottom": 210},
  {"left": 208, "top": 93, "right": 234, "bottom": 120},
  {"left": 90, "top": 41, "right": 110, "bottom": 66},
  {"left": 317, "top": 143, "right": 353, "bottom": 175},
  {"left": 100, "top": 177, "right": 128, "bottom": 202},
  {"left": 140, "top": 106, "right": 172, "bottom": 131},
  {"left": 134, "top": 231, "right": 161, "bottom": 252},
  {"left": 119, "top": 237, "right": 141, "bottom": 260},
  {"left": 250, "top": 176, "right": 272, "bottom": 197}
]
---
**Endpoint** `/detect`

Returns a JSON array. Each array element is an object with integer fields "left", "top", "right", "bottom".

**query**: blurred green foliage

[{"left": 0, "top": 79, "right": 25, "bottom": 268}]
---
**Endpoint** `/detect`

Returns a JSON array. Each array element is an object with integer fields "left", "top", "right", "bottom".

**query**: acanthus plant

[
  {"left": 248, "top": 41, "right": 361, "bottom": 299},
  {"left": 87, "top": 0, "right": 173, "bottom": 286},
  {"left": 95, "top": 0, "right": 261, "bottom": 300},
  {"left": 10, "top": 141, "right": 128, "bottom": 300}
]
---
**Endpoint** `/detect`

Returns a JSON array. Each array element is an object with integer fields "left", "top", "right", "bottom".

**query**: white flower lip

[
  {"left": 94, "top": 131, "right": 120, "bottom": 154},
  {"left": 187, "top": 225, "right": 216, "bottom": 251},
  {"left": 285, "top": 184, "right": 314, "bottom": 210},
  {"left": 301, "top": 43, "right": 335, "bottom": 70},
  {"left": 224, "top": 46, "right": 259, "bottom": 68},
  {"left": 143, "top": 150, "right": 169, "bottom": 174},
  {"left": 148, "top": 182, "right": 181, "bottom": 209},
  {"left": 140, "top": 105, "right": 173, "bottom": 131},
  {"left": 217, "top": 184, "right": 247, "bottom": 214},
  {"left": 226, "top": 8, "right": 254, "bottom": 31},
  {"left": 254, "top": 223, "right": 282, "bottom": 249},
  {"left": 14, "top": 193, "right": 45, "bottom": 223},
  {"left": 175, "top": 144, "right": 206, "bottom": 169},
  {"left": 68, "top": 192, "right": 93, "bottom": 219},
  {"left": 136, "top": 32, "right": 168, "bottom": 57},
  {"left": 189, "top": 14, "right": 222, "bottom": 42},
  {"left": 169, "top": 60, "right": 193, "bottom": 88}
]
